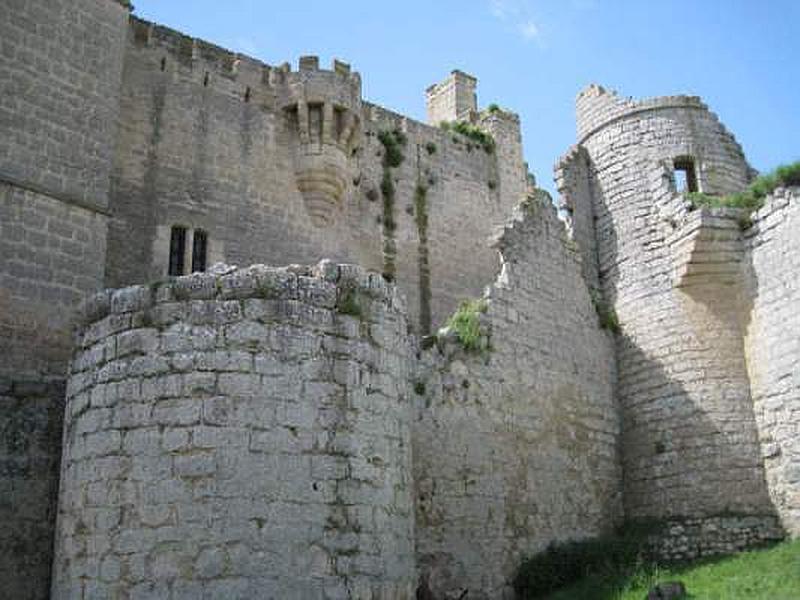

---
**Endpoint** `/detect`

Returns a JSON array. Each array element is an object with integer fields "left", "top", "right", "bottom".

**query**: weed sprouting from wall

[
  {"left": 415, "top": 180, "right": 432, "bottom": 334},
  {"left": 590, "top": 289, "right": 620, "bottom": 334},
  {"left": 378, "top": 128, "right": 407, "bottom": 282},
  {"left": 336, "top": 284, "right": 363, "bottom": 318},
  {"left": 687, "top": 160, "right": 800, "bottom": 214},
  {"left": 439, "top": 121, "right": 496, "bottom": 154},
  {"left": 378, "top": 129, "right": 407, "bottom": 168},
  {"left": 445, "top": 299, "right": 489, "bottom": 353}
]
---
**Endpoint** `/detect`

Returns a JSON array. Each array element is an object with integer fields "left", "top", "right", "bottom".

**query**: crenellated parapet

[{"left": 274, "top": 57, "right": 364, "bottom": 226}]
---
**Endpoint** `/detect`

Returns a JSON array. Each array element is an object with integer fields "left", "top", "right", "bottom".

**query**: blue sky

[{"left": 132, "top": 0, "right": 799, "bottom": 195}]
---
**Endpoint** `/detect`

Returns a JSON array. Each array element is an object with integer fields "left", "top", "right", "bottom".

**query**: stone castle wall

[
  {"left": 107, "top": 18, "right": 526, "bottom": 333},
  {"left": 53, "top": 262, "right": 417, "bottom": 599},
  {"left": 574, "top": 85, "right": 776, "bottom": 527},
  {"left": 1, "top": 2, "right": 799, "bottom": 598},
  {"left": 745, "top": 187, "right": 800, "bottom": 536},
  {"left": 0, "top": 1, "right": 130, "bottom": 595},
  {"left": 413, "top": 198, "right": 621, "bottom": 599}
]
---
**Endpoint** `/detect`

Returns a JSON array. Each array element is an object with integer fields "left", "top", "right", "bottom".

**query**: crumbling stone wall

[
  {"left": 574, "top": 85, "right": 777, "bottom": 538},
  {"left": 413, "top": 197, "right": 621, "bottom": 599},
  {"left": 52, "top": 262, "right": 416, "bottom": 599},
  {"left": 555, "top": 144, "right": 600, "bottom": 291},
  {"left": 745, "top": 187, "right": 800, "bottom": 536}
]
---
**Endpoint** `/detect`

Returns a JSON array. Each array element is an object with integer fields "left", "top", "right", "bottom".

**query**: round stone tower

[
  {"left": 52, "top": 262, "right": 416, "bottom": 598},
  {"left": 574, "top": 85, "right": 782, "bottom": 554}
]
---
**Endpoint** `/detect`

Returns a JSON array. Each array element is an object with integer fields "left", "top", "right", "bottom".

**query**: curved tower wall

[
  {"left": 53, "top": 263, "right": 416, "bottom": 599},
  {"left": 575, "top": 86, "right": 778, "bottom": 533}
]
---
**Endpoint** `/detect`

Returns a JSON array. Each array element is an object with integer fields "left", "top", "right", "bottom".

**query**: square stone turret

[{"left": 426, "top": 69, "right": 477, "bottom": 125}]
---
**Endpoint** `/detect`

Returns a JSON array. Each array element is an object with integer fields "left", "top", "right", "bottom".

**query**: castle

[{"left": 1, "top": 1, "right": 798, "bottom": 598}]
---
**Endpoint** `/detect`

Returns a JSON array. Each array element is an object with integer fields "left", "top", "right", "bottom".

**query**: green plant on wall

[
  {"left": 336, "top": 284, "right": 363, "bottom": 318},
  {"left": 377, "top": 128, "right": 407, "bottom": 282},
  {"left": 590, "top": 289, "right": 620, "bottom": 334},
  {"left": 687, "top": 160, "right": 800, "bottom": 215},
  {"left": 438, "top": 120, "right": 496, "bottom": 154},
  {"left": 378, "top": 129, "right": 407, "bottom": 168},
  {"left": 446, "top": 298, "right": 489, "bottom": 352}
]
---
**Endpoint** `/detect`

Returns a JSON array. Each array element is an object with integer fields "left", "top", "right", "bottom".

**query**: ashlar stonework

[{"left": 1, "top": 1, "right": 798, "bottom": 599}]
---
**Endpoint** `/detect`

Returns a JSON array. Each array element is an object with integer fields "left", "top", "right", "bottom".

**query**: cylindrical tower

[
  {"left": 574, "top": 85, "right": 781, "bottom": 555},
  {"left": 52, "top": 262, "right": 416, "bottom": 598}
]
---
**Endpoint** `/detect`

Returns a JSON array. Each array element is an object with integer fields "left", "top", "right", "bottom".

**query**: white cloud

[
  {"left": 519, "top": 20, "right": 540, "bottom": 40},
  {"left": 489, "top": 1, "right": 542, "bottom": 44},
  {"left": 490, "top": 0, "right": 509, "bottom": 19}
]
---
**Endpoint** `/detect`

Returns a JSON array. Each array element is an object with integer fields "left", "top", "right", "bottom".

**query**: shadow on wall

[
  {"left": 0, "top": 380, "right": 65, "bottom": 600},
  {"left": 616, "top": 331, "right": 776, "bottom": 521}
]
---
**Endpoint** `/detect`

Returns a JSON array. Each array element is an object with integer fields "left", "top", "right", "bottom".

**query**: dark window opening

[
  {"left": 192, "top": 230, "right": 208, "bottom": 273},
  {"left": 674, "top": 157, "right": 698, "bottom": 193},
  {"left": 169, "top": 226, "right": 187, "bottom": 276},
  {"left": 203, "top": 72, "right": 210, "bottom": 87},
  {"left": 244, "top": 87, "right": 251, "bottom": 103},
  {"left": 160, "top": 57, "right": 166, "bottom": 72}
]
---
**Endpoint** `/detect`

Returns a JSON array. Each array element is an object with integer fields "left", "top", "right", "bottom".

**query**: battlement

[
  {"left": 129, "top": 17, "right": 361, "bottom": 107},
  {"left": 576, "top": 83, "right": 707, "bottom": 142},
  {"left": 275, "top": 55, "right": 362, "bottom": 115}
]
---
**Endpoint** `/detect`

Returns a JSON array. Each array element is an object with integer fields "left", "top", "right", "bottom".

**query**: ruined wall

[
  {"left": 413, "top": 198, "right": 621, "bottom": 599},
  {"left": 0, "top": 1, "right": 130, "bottom": 596},
  {"left": 745, "top": 187, "right": 800, "bottom": 536},
  {"left": 555, "top": 144, "right": 600, "bottom": 291},
  {"left": 574, "top": 85, "right": 778, "bottom": 543},
  {"left": 107, "top": 18, "right": 526, "bottom": 333},
  {"left": 53, "top": 262, "right": 416, "bottom": 599}
]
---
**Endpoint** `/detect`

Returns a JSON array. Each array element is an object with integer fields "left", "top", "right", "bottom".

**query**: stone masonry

[
  {"left": 53, "top": 262, "right": 416, "bottom": 599},
  {"left": 1, "top": 1, "right": 799, "bottom": 599}
]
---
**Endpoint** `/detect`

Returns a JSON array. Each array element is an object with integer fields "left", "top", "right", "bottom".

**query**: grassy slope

[{"left": 548, "top": 539, "right": 800, "bottom": 600}]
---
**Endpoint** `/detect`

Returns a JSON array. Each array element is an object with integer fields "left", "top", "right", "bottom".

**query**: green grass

[
  {"left": 687, "top": 160, "right": 800, "bottom": 214},
  {"left": 546, "top": 539, "right": 800, "bottom": 600}
]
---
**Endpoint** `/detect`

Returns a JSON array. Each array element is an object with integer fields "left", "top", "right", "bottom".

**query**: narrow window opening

[
  {"left": 168, "top": 226, "right": 187, "bottom": 276},
  {"left": 244, "top": 87, "right": 251, "bottom": 103},
  {"left": 674, "top": 157, "right": 698, "bottom": 193},
  {"left": 160, "top": 57, "right": 166, "bottom": 72},
  {"left": 203, "top": 72, "right": 210, "bottom": 87},
  {"left": 192, "top": 230, "right": 208, "bottom": 273}
]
